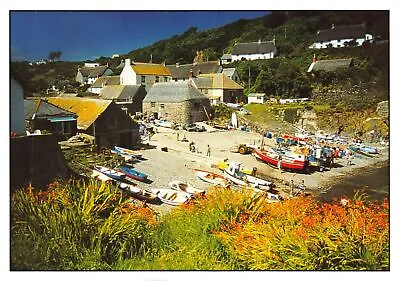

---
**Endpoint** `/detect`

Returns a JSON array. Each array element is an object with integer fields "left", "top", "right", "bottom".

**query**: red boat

[{"left": 252, "top": 148, "right": 308, "bottom": 171}]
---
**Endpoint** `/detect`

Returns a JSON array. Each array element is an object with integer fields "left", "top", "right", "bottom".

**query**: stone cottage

[{"left": 142, "top": 80, "right": 211, "bottom": 124}]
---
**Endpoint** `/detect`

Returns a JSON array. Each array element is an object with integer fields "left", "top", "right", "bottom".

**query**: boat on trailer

[{"left": 252, "top": 148, "right": 308, "bottom": 172}]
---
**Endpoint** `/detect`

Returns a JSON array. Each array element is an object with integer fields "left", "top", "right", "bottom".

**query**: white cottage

[
  {"left": 230, "top": 39, "right": 277, "bottom": 62},
  {"left": 11, "top": 77, "right": 26, "bottom": 135},
  {"left": 120, "top": 59, "right": 172, "bottom": 91},
  {"left": 309, "top": 23, "right": 373, "bottom": 49},
  {"left": 247, "top": 93, "right": 266, "bottom": 104}
]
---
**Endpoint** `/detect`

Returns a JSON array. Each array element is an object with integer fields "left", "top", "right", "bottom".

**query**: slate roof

[
  {"left": 232, "top": 41, "right": 276, "bottom": 55},
  {"left": 248, "top": 93, "right": 266, "bottom": 97},
  {"left": 197, "top": 73, "right": 243, "bottom": 90},
  {"left": 315, "top": 24, "right": 367, "bottom": 42},
  {"left": 78, "top": 65, "right": 110, "bottom": 78},
  {"left": 307, "top": 58, "right": 353, "bottom": 72},
  {"left": 221, "top": 68, "right": 237, "bottom": 77},
  {"left": 47, "top": 97, "right": 112, "bottom": 130},
  {"left": 166, "top": 61, "right": 221, "bottom": 79},
  {"left": 143, "top": 80, "right": 208, "bottom": 103},
  {"left": 220, "top": 54, "right": 232, "bottom": 60},
  {"left": 131, "top": 62, "right": 171, "bottom": 76},
  {"left": 90, "top": 76, "right": 121, "bottom": 88},
  {"left": 24, "top": 99, "right": 77, "bottom": 120},
  {"left": 99, "top": 85, "right": 145, "bottom": 100}
]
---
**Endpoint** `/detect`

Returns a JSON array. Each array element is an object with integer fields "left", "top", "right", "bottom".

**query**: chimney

[
  {"left": 176, "top": 62, "right": 180, "bottom": 68},
  {"left": 125, "top": 58, "right": 131, "bottom": 66},
  {"left": 331, "top": 23, "right": 335, "bottom": 29},
  {"left": 312, "top": 53, "right": 317, "bottom": 63},
  {"left": 189, "top": 69, "right": 194, "bottom": 78},
  {"left": 258, "top": 38, "right": 261, "bottom": 44}
]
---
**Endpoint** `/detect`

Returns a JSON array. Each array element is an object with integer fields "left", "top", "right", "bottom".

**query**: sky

[{"left": 10, "top": 11, "right": 268, "bottom": 62}]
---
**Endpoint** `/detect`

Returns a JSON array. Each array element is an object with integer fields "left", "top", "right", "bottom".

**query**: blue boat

[{"left": 119, "top": 165, "right": 148, "bottom": 182}]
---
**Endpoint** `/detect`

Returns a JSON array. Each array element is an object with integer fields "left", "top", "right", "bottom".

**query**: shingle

[
  {"left": 143, "top": 81, "right": 208, "bottom": 103},
  {"left": 166, "top": 61, "right": 221, "bottom": 79},
  {"left": 232, "top": 41, "right": 276, "bottom": 55},
  {"left": 315, "top": 24, "right": 367, "bottom": 42}
]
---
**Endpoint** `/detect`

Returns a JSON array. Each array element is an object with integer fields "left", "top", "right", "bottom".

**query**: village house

[
  {"left": 98, "top": 85, "right": 147, "bottom": 116},
  {"left": 76, "top": 64, "right": 114, "bottom": 85},
  {"left": 120, "top": 58, "right": 172, "bottom": 91},
  {"left": 247, "top": 93, "right": 266, "bottom": 104},
  {"left": 223, "top": 39, "right": 277, "bottom": 62},
  {"left": 143, "top": 80, "right": 211, "bottom": 124},
  {"left": 191, "top": 73, "right": 245, "bottom": 105},
  {"left": 307, "top": 55, "right": 353, "bottom": 73},
  {"left": 309, "top": 23, "right": 373, "bottom": 49},
  {"left": 87, "top": 75, "right": 121, "bottom": 94},
  {"left": 220, "top": 54, "right": 232, "bottom": 65},
  {"left": 24, "top": 98, "right": 77, "bottom": 139},
  {"left": 10, "top": 76, "right": 27, "bottom": 136},
  {"left": 47, "top": 97, "right": 139, "bottom": 148},
  {"left": 166, "top": 61, "right": 222, "bottom": 82},
  {"left": 219, "top": 68, "right": 241, "bottom": 83}
]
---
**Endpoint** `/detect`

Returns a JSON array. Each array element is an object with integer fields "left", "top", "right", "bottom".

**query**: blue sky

[{"left": 10, "top": 11, "right": 268, "bottom": 62}]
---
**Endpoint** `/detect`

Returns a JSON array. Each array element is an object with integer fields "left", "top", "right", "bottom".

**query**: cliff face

[{"left": 10, "top": 134, "right": 74, "bottom": 191}]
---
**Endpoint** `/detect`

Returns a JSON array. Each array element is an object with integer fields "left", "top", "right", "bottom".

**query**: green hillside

[{"left": 11, "top": 11, "right": 389, "bottom": 106}]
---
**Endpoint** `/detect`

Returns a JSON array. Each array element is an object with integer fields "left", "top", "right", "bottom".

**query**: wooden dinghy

[
  {"left": 152, "top": 188, "right": 190, "bottom": 206},
  {"left": 168, "top": 180, "right": 205, "bottom": 195},
  {"left": 118, "top": 182, "right": 158, "bottom": 203},
  {"left": 194, "top": 169, "right": 229, "bottom": 187}
]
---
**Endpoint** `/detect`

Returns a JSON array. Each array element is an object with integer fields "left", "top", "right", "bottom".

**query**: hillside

[{"left": 11, "top": 11, "right": 389, "bottom": 108}]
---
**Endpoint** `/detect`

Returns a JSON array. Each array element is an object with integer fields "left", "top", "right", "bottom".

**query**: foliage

[
  {"left": 11, "top": 180, "right": 156, "bottom": 270},
  {"left": 11, "top": 181, "right": 389, "bottom": 270},
  {"left": 48, "top": 51, "right": 62, "bottom": 62}
]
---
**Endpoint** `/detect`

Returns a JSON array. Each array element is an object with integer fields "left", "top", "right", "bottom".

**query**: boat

[
  {"left": 94, "top": 165, "right": 128, "bottom": 182},
  {"left": 154, "top": 119, "right": 173, "bottom": 128},
  {"left": 223, "top": 162, "right": 273, "bottom": 191},
  {"left": 168, "top": 180, "right": 205, "bottom": 195},
  {"left": 119, "top": 165, "right": 148, "bottom": 182},
  {"left": 216, "top": 161, "right": 254, "bottom": 175},
  {"left": 90, "top": 169, "right": 114, "bottom": 183},
  {"left": 252, "top": 148, "right": 309, "bottom": 172},
  {"left": 113, "top": 146, "right": 143, "bottom": 159},
  {"left": 194, "top": 169, "right": 230, "bottom": 187},
  {"left": 118, "top": 182, "right": 158, "bottom": 203},
  {"left": 152, "top": 188, "right": 190, "bottom": 206},
  {"left": 350, "top": 143, "right": 378, "bottom": 154}
]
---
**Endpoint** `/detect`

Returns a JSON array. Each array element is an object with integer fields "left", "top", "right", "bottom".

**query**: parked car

[{"left": 183, "top": 123, "right": 206, "bottom": 132}]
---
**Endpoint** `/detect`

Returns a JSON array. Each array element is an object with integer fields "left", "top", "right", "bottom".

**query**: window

[
  {"left": 141, "top": 76, "right": 145, "bottom": 84},
  {"left": 257, "top": 96, "right": 262, "bottom": 100},
  {"left": 165, "top": 77, "right": 168, "bottom": 82},
  {"left": 151, "top": 102, "right": 155, "bottom": 108},
  {"left": 155, "top": 76, "right": 159, "bottom": 83},
  {"left": 337, "top": 39, "right": 341, "bottom": 42},
  {"left": 160, "top": 104, "right": 165, "bottom": 109}
]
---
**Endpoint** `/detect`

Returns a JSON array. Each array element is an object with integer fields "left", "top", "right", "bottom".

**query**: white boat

[
  {"left": 223, "top": 162, "right": 273, "bottom": 191},
  {"left": 90, "top": 170, "right": 114, "bottom": 182},
  {"left": 152, "top": 188, "right": 190, "bottom": 206},
  {"left": 118, "top": 183, "right": 158, "bottom": 203},
  {"left": 114, "top": 146, "right": 143, "bottom": 159},
  {"left": 154, "top": 119, "right": 173, "bottom": 128},
  {"left": 194, "top": 169, "right": 230, "bottom": 187},
  {"left": 168, "top": 180, "right": 205, "bottom": 195}
]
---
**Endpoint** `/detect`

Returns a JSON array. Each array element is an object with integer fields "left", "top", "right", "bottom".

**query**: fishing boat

[
  {"left": 223, "top": 162, "right": 273, "bottom": 191},
  {"left": 114, "top": 146, "right": 143, "bottom": 159},
  {"left": 168, "top": 180, "right": 205, "bottom": 195},
  {"left": 94, "top": 165, "right": 128, "bottom": 182},
  {"left": 118, "top": 182, "right": 158, "bottom": 203},
  {"left": 152, "top": 188, "right": 190, "bottom": 206},
  {"left": 350, "top": 143, "right": 378, "bottom": 154},
  {"left": 194, "top": 169, "right": 229, "bottom": 187},
  {"left": 252, "top": 148, "right": 309, "bottom": 172},
  {"left": 119, "top": 165, "right": 148, "bottom": 182}
]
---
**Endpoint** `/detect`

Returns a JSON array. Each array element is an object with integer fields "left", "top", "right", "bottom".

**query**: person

[
  {"left": 277, "top": 155, "right": 283, "bottom": 172},
  {"left": 206, "top": 145, "right": 211, "bottom": 157},
  {"left": 177, "top": 131, "right": 179, "bottom": 141},
  {"left": 189, "top": 141, "right": 194, "bottom": 152},
  {"left": 346, "top": 152, "right": 353, "bottom": 166}
]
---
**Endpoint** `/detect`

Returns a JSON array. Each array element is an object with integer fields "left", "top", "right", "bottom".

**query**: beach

[{"left": 130, "top": 124, "right": 389, "bottom": 213}]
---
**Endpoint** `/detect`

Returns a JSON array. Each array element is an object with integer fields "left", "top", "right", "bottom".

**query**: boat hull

[
  {"left": 119, "top": 165, "right": 147, "bottom": 182},
  {"left": 253, "top": 148, "right": 308, "bottom": 171}
]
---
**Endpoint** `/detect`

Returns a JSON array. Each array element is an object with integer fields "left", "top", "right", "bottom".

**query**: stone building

[{"left": 143, "top": 80, "right": 211, "bottom": 124}]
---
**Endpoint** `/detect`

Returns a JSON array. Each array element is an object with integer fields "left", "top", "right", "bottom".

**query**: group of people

[{"left": 189, "top": 142, "right": 211, "bottom": 157}]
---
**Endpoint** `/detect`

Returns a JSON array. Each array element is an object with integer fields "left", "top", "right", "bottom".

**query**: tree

[{"left": 48, "top": 51, "right": 62, "bottom": 62}]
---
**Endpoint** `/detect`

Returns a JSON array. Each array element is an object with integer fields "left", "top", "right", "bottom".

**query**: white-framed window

[
  {"left": 160, "top": 104, "right": 165, "bottom": 109},
  {"left": 155, "top": 76, "right": 159, "bottom": 83}
]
